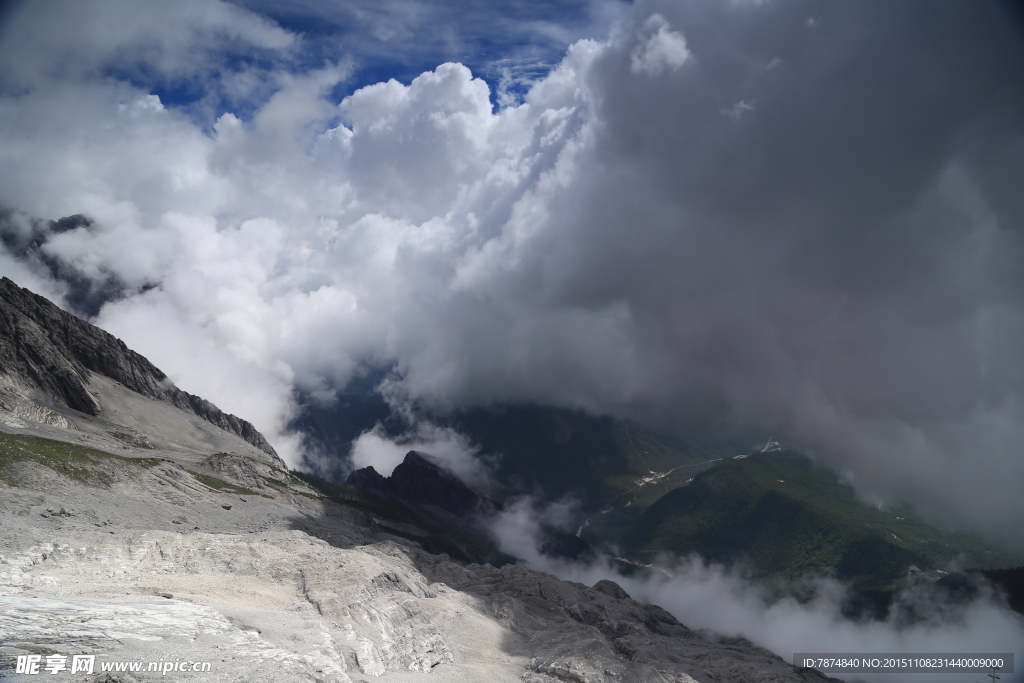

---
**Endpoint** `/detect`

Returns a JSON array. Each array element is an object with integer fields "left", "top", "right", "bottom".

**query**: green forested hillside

[{"left": 619, "top": 451, "right": 1024, "bottom": 590}]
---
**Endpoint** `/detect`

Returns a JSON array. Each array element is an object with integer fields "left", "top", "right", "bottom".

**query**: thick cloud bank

[{"left": 1, "top": 1, "right": 1024, "bottom": 543}]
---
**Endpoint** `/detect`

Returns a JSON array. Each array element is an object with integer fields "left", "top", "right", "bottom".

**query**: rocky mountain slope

[
  {"left": 0, "top": 279, "right": 841, "bottom": 682},
  {"left": 0, "top": 277, "right": 275, "bottom": 456}
]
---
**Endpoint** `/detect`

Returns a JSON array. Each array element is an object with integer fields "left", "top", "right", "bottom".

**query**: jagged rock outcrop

[
  {"left": 348, "top": 450, "right": 597, "bottom": 566},
  {"left": 348, "top": 450, "right": 496, "bottom": 517},
  {"left": 346, "top": 460, "right": 392, "bottom": 493},
  {"left": 0, "top": 277, "right": 277, "bottom": 457}
]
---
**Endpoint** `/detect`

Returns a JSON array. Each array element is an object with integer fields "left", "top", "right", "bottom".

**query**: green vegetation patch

[
  {"left": 619, "top": 451, "right": 1024, "bottom": 591},
  {"left": 0, "top": 431, "right": 159, "bottom": 487},
  {"left": 183, "top": 469, "right": 268, "bottom": 497},
  {"left": 259, "top": 473, "right": 318, "bottom": 498}
]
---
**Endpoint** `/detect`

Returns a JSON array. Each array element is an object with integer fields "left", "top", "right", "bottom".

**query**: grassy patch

[
  {"left": 259, "top": 474, "right": 318, "bottom": 498},
  {"left": 182, "top": 469, "right": 269, "bottom": 497},
  {"left": 0, "top": 431, "right": 159, "bottom": 487}
]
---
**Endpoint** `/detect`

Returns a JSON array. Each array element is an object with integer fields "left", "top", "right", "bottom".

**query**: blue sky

[
  {"left": 231, "top": 0, "right": 626, "bottom": 101},
  {"left": 80, "top": 0, "right": 629, "bottom": 126}
]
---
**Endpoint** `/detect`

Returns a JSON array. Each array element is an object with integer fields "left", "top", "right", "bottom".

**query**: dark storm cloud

[
  {"left": 1, "top": 0, "right": 1023, "bottom": 543},
  {"left": 588, "top": 1, "right": 1024, "bottom": 536},
  {"left": 444, "top": 0, "right": 1024, "bottom": 538}
]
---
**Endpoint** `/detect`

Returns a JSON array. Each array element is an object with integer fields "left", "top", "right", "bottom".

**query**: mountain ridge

[{"left": 0, "top": 276, "right": 277, "bottom": 458}]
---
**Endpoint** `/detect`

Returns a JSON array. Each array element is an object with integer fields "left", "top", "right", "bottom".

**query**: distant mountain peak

[{"left": 347, "top": 450, "right": 493, "bottom": 518}]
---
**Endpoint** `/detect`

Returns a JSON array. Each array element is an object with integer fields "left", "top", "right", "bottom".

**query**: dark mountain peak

[
  {"left": 391, "top": 450, "right": 489, "bottom": 516},
  {"left": 347, "top": 450, "right": 493, "bottom": 518},
  {"left": 50, "top": 214, "right": 93, "bottom": 234},
  {"left": 346, "top": 463, "right": 389, "bottom": 493},
  {"left": 0, "top": 276, "right": 279, "bottom": 459},
  {"left": 397, "top": 449, "right": 437, "bottom": 470},
  {"left": 391, "top": 450, "right": 455, "bottom": 484}
]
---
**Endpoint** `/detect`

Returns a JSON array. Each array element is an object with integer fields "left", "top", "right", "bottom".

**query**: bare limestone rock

[{"left": 415, "top": 557, "right": 841, "bottom": 683}]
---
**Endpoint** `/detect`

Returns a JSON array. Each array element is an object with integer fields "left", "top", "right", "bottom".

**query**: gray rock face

[
  {"left": 416, "top": 557, "right": 842, "bottom": 683},
  {"left": 0, "top": 277, "right": 277, "bottom": 457}
]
